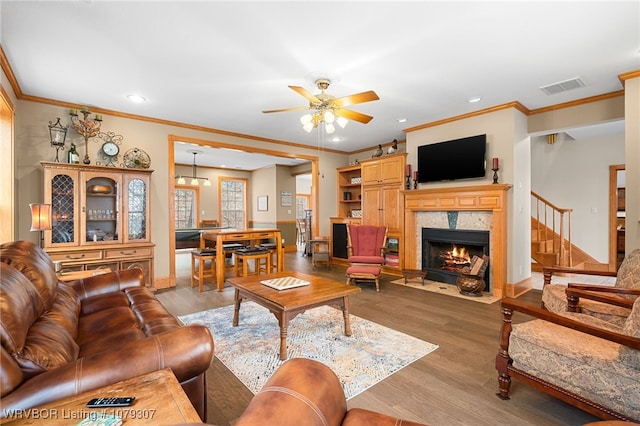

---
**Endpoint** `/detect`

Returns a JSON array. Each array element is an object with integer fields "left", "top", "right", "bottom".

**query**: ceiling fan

[{"left": 263, "top": 79, "right": 379, "bottom": 133}]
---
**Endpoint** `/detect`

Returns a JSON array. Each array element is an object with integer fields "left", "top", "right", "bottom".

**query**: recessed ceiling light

[
  {"left": 127, "top": 94, "right": 146, "bottom": 103},
  {"left": 331, "top": 137, "right": 342, "bottom": 142},
  {"left": 468, "top": 96, "right": 482, "bottom": 103},
  {"left": 397, "top": 118, "right": 407, "bottom": 123}
]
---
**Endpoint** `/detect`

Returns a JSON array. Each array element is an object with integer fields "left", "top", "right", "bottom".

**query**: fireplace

[{"left": 422, "top": 228, "right": 490, "bottom": 291}]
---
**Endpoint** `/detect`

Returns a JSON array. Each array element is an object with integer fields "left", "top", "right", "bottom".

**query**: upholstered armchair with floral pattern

[
  {"left": 496, "top": 296, "right": 640, "bottom": 421},
  {"left": 541, "top": 249, "right": 640, "bottom": 327}
]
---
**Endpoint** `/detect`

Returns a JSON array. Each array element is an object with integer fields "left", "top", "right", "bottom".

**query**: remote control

[{"left": 86, "top": 397, "right": 135, "bottom": 408}]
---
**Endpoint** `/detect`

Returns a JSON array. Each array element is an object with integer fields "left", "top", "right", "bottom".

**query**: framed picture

[
  {"left": 280, "top": 191, "right": 292, "bottom": 207},
  {"left": 257, "top": 195, "right": 268, "bottom": 211}
]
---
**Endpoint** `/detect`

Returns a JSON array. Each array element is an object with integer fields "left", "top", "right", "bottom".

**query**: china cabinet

[{"left": 41, "top": 162, "right": 154, "bottom": 286}]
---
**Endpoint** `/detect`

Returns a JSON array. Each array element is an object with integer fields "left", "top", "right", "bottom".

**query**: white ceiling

[{"left": 1, "top": 1, "right": 638, "bottom": 169}]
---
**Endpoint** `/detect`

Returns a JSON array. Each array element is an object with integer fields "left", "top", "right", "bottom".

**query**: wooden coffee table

[{"left": 227, "top": 270, "right": 361, "bottom": 360}]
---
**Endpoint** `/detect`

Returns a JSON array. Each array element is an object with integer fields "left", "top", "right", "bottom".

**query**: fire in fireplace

[{"left": 422, "top": 228, "right": 490, "bottom": 290}]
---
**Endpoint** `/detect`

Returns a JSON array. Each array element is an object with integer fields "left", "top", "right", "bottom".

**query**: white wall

[{"left": 530, "top": 131, "right": 625, "bottom": 262}]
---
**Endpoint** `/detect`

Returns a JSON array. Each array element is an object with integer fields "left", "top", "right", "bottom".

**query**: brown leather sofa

[
  {"left": 235, "top": 358, "right": 426, "bottom": 426},
  {"left": 0, "top": 240, "right": 214, "bottom": 420}
]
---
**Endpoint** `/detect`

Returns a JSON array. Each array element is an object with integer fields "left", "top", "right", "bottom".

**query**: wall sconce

[
  {"left": 30, "top": 203, "right": 52, "bottom": 247},
  {"left": 48, "top": 118, "right": 68, "bottom": 162}
]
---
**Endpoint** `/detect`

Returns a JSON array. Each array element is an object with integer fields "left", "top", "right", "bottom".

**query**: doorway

[
  {"left": 609, "top": 164, "right": 625, "bottom": 270},
  {"left": 167, "top": 135, "right": 319, "bottom": 288}
]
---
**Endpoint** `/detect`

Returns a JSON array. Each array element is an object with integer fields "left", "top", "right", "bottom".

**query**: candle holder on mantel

[
  {"left": 413, "top": 178, "right": 418, "bottom": 189},
  {"left": 406, "top": 175, "right": 411, "bottom": 190},
  {"left": 492, "top": 167, "right": 499, "bottom": 184},
  {"left": 70, "top": 107, "right": 103, "bottom": 164}
]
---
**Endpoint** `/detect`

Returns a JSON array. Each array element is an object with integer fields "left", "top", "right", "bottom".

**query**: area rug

[
  {"left": 178, "top": 302, "right": 438, "bottom": 399},
  {"left": 390, "top": 278, "right": 499, "bottom": 304}
]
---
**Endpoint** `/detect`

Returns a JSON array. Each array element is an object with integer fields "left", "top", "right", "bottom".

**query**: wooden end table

[
  {"left": 0, "top": 369, "right": 201, "bottom": 425},
  {"left": 227, "top": 270, "right": 361, "bottom": 360}
]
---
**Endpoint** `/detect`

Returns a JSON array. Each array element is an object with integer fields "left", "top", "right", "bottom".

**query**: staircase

[{"left": 531, "top": 191, "right": 604, "bottom": 271}]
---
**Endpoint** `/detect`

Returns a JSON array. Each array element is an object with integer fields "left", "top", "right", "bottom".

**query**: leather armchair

[{"left": 237, "top": 358, "right": 426, "bottom": 426}]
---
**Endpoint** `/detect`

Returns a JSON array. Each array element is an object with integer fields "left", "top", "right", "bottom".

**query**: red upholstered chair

[{"left": 345, "top": 224, "right": 387, "bottom": 292}]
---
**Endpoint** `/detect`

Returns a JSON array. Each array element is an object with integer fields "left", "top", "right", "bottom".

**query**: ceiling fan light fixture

[
  {"left": 300, "top": 113, "right": 313, "bottom": 125},
  {"left": 336, "top": 116, "right": 348, "bottom": 128},
  {"left": 324, "top": 110, "right": 335, "bottom": 124},
  {"left": 303, "top": 121, "right": 314, "bottom": 132},
  {"left": 325, "top": 123, "right": 335, "bottom": 134}
]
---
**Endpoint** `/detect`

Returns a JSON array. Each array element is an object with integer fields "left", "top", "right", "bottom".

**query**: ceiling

[{"left": 1, "top": 1, "right": 638, "bottom": 169}]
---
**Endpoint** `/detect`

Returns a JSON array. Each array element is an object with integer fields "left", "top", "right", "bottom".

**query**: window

[
  {"left": 296, "top": 194, "right": 309, "bottom": 219},
  {"left": 219, "top": 178, "right": 247, "bottom": 229},
  {"left": 174, "top": 186, "right": 199, "bottom": 229}
]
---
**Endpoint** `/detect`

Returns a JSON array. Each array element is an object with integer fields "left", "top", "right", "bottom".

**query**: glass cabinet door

[
  {"left": 48, "top": 171, "right": 79, "bottom": 246},
  {"left": 124, "top": 175, "right": 150, "bottom": 242},
  {"left": 82, "top": 173, "right": 120, "bottom": 244}
]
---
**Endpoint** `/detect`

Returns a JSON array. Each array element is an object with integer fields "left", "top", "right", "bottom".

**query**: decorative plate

[{"left": 123, "top": 147, "right": 151, "bottom": 169}]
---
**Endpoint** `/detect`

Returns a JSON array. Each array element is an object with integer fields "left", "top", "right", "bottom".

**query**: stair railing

[{"left": 531, "top": 191, "right": 573, "bottom": 267}]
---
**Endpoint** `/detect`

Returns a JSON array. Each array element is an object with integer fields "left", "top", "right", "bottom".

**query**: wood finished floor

[{"left": 156, "top": 250, "right": 600, "bottom": 426}]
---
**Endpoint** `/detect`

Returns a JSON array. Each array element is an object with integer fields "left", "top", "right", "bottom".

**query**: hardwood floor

[{"left": 157, "top": 250, "right": 600, "bottom": 426}]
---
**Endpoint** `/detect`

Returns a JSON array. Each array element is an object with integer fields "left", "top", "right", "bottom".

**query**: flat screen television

[{"left": 417, "top": 134, "right": 486, "bottom": 183}]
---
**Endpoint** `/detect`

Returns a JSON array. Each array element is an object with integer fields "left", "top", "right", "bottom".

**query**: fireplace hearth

[{"left": 422, "top": 228, "right": 490, "bottom": 291}]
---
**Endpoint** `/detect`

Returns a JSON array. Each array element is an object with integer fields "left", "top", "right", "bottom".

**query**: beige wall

[
  {"left": 251, "top": 166, "right": 276, "bottom": 225},
  {"left": 405, "top": 107, "right": 530, "bottom": 286},
  {"left": 13, "top": 101, "right": 348, "bottom": 286},
  {"left": 402, "top": 89, "right": 638, "bottom": 290}
]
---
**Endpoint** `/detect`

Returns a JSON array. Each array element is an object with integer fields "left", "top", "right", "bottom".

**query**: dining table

[{"left": 199, "top": 228, "right": 284, "bottom": 291}]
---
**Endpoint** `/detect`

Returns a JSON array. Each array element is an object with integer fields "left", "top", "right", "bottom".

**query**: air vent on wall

[{"left": 540, "top": 76, "right": 586, "bottom": 95}]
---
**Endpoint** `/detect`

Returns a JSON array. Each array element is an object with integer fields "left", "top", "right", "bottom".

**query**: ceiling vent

[{"left": 540, "top": 76, "right": 586, "bottom": 95}]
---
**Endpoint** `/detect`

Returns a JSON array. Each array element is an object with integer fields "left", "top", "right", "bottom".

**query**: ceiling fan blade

[
  {"left": 289, "top": 85, "right": 322, "bottom": 105},
  {"left": 332, "top": 90, "right": 379, "bottom": 107},
  {"left": 334, "top": 108, "right": 374, "bottom": 124},
  {"left": 262, "top": 106, "right": 309, "bottom": 114}
]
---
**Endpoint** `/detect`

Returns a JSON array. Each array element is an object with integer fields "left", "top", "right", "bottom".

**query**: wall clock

[{"left": 96, "top": 131, "right": 123, "bottom": 166}]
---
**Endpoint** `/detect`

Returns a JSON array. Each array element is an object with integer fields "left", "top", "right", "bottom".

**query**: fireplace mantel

[{"left": 403, "top": 184, "right": 512, "bottom": 298}]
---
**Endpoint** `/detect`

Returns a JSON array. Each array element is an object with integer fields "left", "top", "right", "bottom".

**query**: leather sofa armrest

[
  {"left": 68, "top": 268, "right": 145, "bottom": 300},
  {"left": 236, "top": 358, "right": 347, "bottom": 426},
  {"left": 0, "top": 324, "right": 213, "bottom": 415}
]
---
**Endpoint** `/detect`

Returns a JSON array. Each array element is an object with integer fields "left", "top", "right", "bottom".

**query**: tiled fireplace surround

[{"left": 403, "top": 184, "right": 511, "bottom": 298}]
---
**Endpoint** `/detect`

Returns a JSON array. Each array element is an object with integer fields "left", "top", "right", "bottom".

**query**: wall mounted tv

[{"left": 417, "top": 134, "right": 486, "bottom": 183}]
